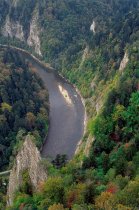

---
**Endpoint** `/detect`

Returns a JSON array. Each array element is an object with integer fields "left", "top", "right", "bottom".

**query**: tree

[
  {"left": 115, "top": 156, "right": 127, "bottom": 176},
  {"left": 25, "top": 112, "right": 36, "bottom": 130},
  {"left": 1, "top": 102, "right": 12, "bottom": 112},
  {"left": 116, "top": 176, "right": 139, "bottom": 208},
  {"left": 52, "top": 154, "right": 67, "bottom": 169},
  {"left": 123, "top": 92, "right": 139, "bottom": 136},
  {"left": 48, "top": 204, "right": 66, "bottom": 210},
  {"left": 95, "top": 192, "right": 114, "bottom": 210},
  {"left": 42, "top": 177, "right": 64, "bottom": 205},
  {"left": 65, "top": 183, "right": 86, "bottom": 208},
  {"left": 20, "top": 170, "right": 33, "bottom": 195}
]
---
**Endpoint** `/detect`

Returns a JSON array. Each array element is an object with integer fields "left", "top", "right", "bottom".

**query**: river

[{"left": 1, "top": 45, "right": 85, "bottom": 160}]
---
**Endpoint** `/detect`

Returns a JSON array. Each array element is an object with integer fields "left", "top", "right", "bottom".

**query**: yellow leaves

[
  {"left": 95, "top": 192, "right": 114, "bottom": 210},
  {"left": 1, "top": 102, "right": 12, "bottom": 112},
  {"left": 95, "top": 177, "right": 139, "bottom": 210},
  {"left": 117, "top": 204, "right": 132, "bottom": 210},
  {"left": 112, "top": 104, "right": 125, "bottom": 122},
  {"left": 48, "top": 203, "right": 66, "bottom": 210}
]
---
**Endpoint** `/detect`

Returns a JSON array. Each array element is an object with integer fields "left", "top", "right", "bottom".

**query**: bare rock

[
  {"left": 2, "top": 8, "right": 42, "bottom": 56},
  {"left": 2, "top": 15, "right": 25, "bottom": 42},
  {"left": 90, "top": 21, "right": 96, "bottom": 34},
  {"left": 27, "top": 10, "right": 42, "bottom": 56},
  {"left": 7, "top": 135, "right": 47, "bottom": 206},
  {"left": 119, "top": 52, "right": 129, "bottom": 71},
  {"left": 84, "top": 135, "right": 94, "bottom": 157}
]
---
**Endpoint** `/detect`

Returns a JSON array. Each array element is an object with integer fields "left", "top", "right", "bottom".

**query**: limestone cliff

[
  {"left": 2, "top": 4, "right": 42, "bottom": 56},
  {"left": 119, "top": 52, "right": 129, "bottom": 71},
  {"left": 2, "top": 15, "right": 25, "bottom": 42},
  {"left": 27, "top": 10, "right": 42, "bottom": 56},
  {"left": 90, "top": 20, "right": 96, "bottom": 34},
  {"left": 7, "top": 135, "right": 47, "bottom": 206}
]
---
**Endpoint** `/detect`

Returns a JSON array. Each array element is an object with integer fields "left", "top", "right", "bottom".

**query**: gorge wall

[
  {"left": 1, "top": 0, "right": 42, "bottom": 55},
  {"left": 7, "top": 135, "right": 47, "bottom": 206}
]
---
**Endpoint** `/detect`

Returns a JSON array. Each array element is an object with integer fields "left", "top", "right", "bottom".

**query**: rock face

[
  {"left": 2, "top": 15, "right": 25, "bottom": 42},
  {"left": 7, "top": 135, "right": 47, "bottom": 206},
  {"left": 2, "top": 6, "right": 42, "bottom": 56},
  {"left": 84, "top": 135, "right": 94, "bottom": 157},
  {"left": 90, "top": 20, "right": 96, "bottom": 34},
  {"left": 27, "top": 10, "right": 42, "bottom": 56},
  {"left": 11, "top": 0, "right": 20, "bottom": 7},
  {"left": 119, "top": 52, "right": 129, "bottom": 71}
]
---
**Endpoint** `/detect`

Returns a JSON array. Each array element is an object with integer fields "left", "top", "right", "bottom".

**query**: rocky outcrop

[
  {"left": 91, "top": 76, "right": 97, "bottom": 91},
  {"left": 7, "top": 135, "right": 47, "bottom": 206},
  {"left": 2, "top": 15, "right": 25, "bottom": 42},
  {"left": 2, "top": 7, "right": 42, "bottom": 56},
  {"left": 11, "top": 0, "right": 20, "bottom": 7},
  {"left": 96, "top": 99, "right": 103, "bottom": 113},
  {"left": 90, "top": 20, "right": 96, "bottom": 34},
  {"left": 84, "top": 135, "right": 94, "bottom": 157},
  {"left": 119, "top": 52, "right": 129, "bottom": 71},
  {"left": 27, "top": 10, "right": 42, "bottom": 56}
]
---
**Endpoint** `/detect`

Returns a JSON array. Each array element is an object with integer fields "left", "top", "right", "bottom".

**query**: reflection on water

[{"left": 58, "top": 84, "right": 73, "bottom": 106}]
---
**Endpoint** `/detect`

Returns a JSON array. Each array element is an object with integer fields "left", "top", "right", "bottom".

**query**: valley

[
  {"left": 0, "top": 0, "right": 139, "bottom": 209},
  {"left": 0, "top": 45, "right": 85, "bottom": 159}
]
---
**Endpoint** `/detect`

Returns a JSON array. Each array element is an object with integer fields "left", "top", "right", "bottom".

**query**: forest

[
  {"left": 0, "top": 48, "right": 49, "bottom": 169},
  {"left": 6, "top": 51, "right": 139, "bottom": 210},
  {"left": 0, "top": 0, "right": 138, "bottom": 209}
]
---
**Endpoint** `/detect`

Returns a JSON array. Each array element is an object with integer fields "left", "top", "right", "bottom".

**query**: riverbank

[{"left": 0, "top": 44, "right": 86, "bottom": 159}]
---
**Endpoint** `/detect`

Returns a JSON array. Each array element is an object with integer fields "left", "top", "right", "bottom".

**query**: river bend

[{"left": 0, "top": 45, "right": 85, "bottom": 160}]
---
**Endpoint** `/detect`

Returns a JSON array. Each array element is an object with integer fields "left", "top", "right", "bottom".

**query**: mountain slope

[
  {"left": 0, "top": 0, "right": 139, "bottom": 209},
  {"left": 0, "top": 48, "right": 49, "bottom": 168}
]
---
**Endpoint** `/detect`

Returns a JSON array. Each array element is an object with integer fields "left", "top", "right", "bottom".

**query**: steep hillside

[
  {"left": 0, "top": 0, "right": 138, "bottom": 98},
  {"left": 7, "top": 135, "right": 47, "bottom": 206},
  {"left": 0, "top": 48, "right": 49, "bottom": 169},
  {"left": 0, "top": 0, "right": 139, "bottom": 209},
  {"left": 0, "top": 0, "right": 138, "bottom": 120}
]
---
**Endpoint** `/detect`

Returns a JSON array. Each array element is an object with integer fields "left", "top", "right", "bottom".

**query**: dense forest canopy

[
  {"left": 0, "top": 0, "right": 138, "bottom": 209},
  {"left": 0, "top": 48, "right": 49, "bottom": 169},
  {"left": 0, "top": 0, "right": 138, "bottom": 97}
]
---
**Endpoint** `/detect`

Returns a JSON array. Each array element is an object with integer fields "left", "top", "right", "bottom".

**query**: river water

[
  {"left": 37, "top": 65, "right": 85, "bottom": 160},
  {"left": 1, "top": 46, "right": 85, "bottom": 160}
]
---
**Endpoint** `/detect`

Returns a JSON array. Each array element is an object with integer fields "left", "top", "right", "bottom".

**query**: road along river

[{"left": 0, "top": 45, "right": 85, "bottom": 160}]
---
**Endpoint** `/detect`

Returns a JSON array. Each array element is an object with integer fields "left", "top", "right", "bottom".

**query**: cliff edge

[{"left": 7, "top": 135, "right": 47, "bottom": 206}]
